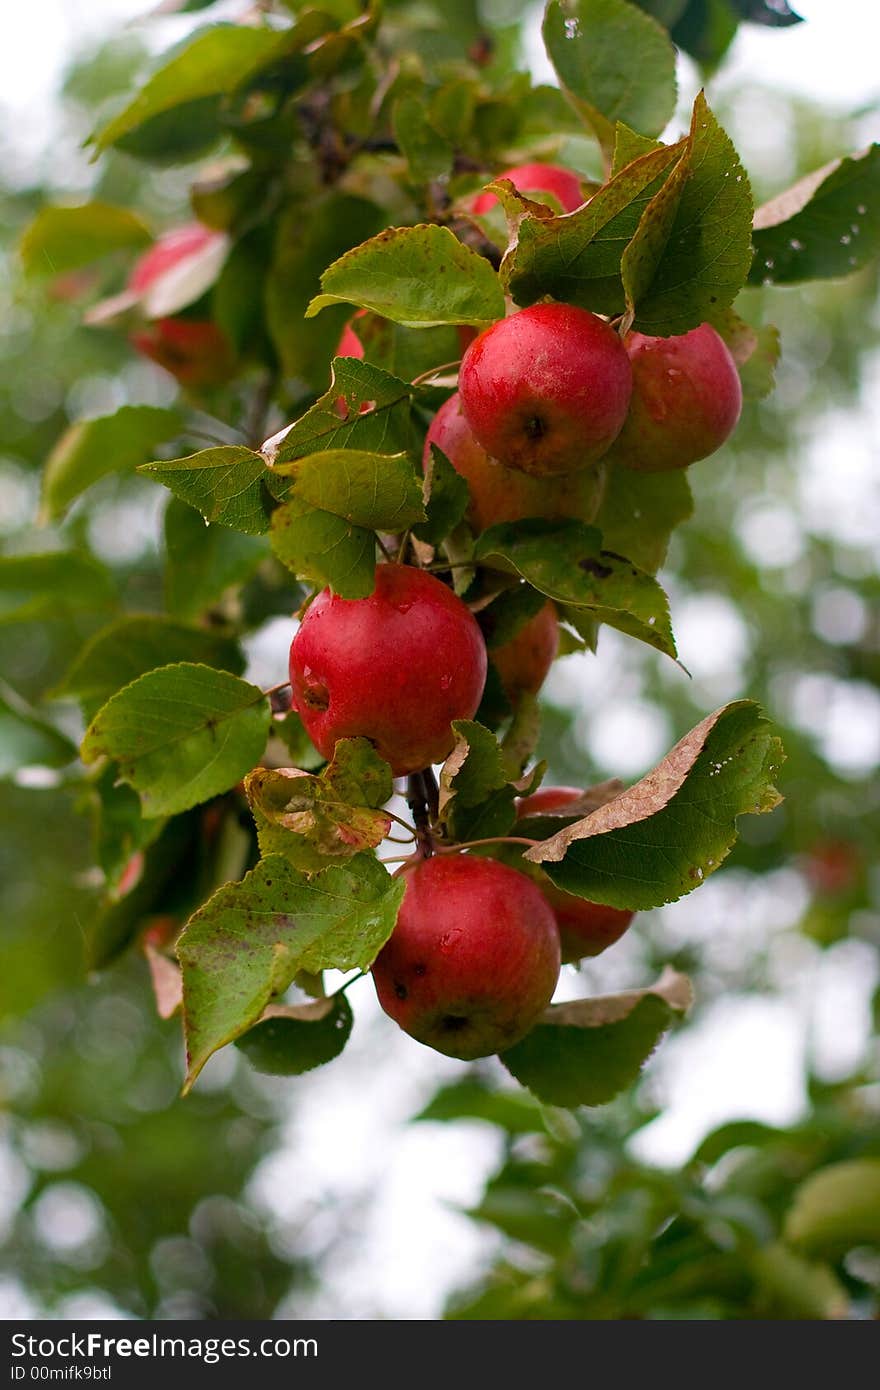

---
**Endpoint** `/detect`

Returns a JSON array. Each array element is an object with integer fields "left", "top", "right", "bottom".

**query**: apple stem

[
  {"left": 396, "top": 529, "right": 411, "bottom": 563},
  {"left": 375, "top": 534, "right": 395, "bottom": 564}
]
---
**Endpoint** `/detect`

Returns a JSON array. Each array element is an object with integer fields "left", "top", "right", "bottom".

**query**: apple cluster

[
  {"left": 132, "top": 169, "right": 742, "bottom": 1067},
  {"left": 285, "top": 556, "right": 635, "bottom": 1060},
  {"left": 279, "top": 161, "right": 748, "bottom": 1062}
]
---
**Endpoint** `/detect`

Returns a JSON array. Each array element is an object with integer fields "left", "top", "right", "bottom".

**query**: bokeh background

[{"left": 1, "top": 0, "right": 878, "bottom": 1320}]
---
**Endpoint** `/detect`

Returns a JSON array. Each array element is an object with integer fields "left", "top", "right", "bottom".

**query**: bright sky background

[{"left": 1, "top": 0, "right": 879, "bottom": 1321}]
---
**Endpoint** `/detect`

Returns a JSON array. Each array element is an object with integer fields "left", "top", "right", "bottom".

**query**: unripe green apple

[
  {"left": 458, "top": 304, "right": 632, "bottom": 477},
  {"left": 517, "top": 785, "right": 635, "bottom": 962},
  {"left": 489, "top": 601, "right": 559, "bottom": 701},
  {"left": 609, "top": 323, "right": 742, "bottom": 472},
  {"left": 423, "top": 392, "right": 606, "bottom": 531},
  {"left": 468, "top": 161, "right": 585, "bottom": 215},
  {"left": 288, "top": 563, "right": 487, "bottom": 776},
  {"left": 372, "top": 853, "right": 561, "bottom": 1059}
]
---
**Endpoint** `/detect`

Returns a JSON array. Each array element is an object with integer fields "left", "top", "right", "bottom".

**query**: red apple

[
  {"left": 423, "top": 392, "right": 606, "bottom": 531},
  {"left": 609, "top": 323, "right": 742, "bottom": 472},
  {"left": 458, "top": 303, "right": 632, "bottom": 477},
  {"left": 490, "top": 600, "right": 559, "bottom": 700},
  {"left": 516, "top": 785, "right": 635, "bottom": 962},
  {"left": 468, "top": 161, "right": 585, "bottom": 215},
  {"left": 372, "top": 853, "right": 561, "bottom": 1059},
  {"left": 288, "top": 563, "right": 487, "bottom": 776}
]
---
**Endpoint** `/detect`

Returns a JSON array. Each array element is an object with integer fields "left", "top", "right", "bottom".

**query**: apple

[
  {"left": 458, "top": 303, "right": 632, "bottom": 477},
  {"left": 423, "top": 392, "right": 606, "bottom": 531},
  {"left": 468, "top": 161, "right": 585, "bottom": 215},
  {"left": 609, "top": 323, "right": 742, "bottom": 472},
  {"left": 127, "top": 223, "right": 233, "bottom": 387},
  {"left": 516, "top": 785, "right": 635, "bottom": 962},
  {"left": 372, "top": 853, "right": 560, "bottom": 1059},
  {"left": 288, "top": 563, "right": 487, "bottom": 776},
  {"left": 489, "top": 600, "right": 559, "bottom": 700}
]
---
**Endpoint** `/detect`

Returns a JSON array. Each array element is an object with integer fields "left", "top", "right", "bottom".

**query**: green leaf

[
  {"left": 0, "top": 552, "right": 117, "bottom": 626},
  {"left": 268, "top": 358, "right": 413, "bottom": 469},
  {"left": 627, "top": 94, "right": 754, "bottom": 334},
  {"left": 392, "top": 94, "right": 453, "bottom": 184},
  {"left": 0, "top": 684, "right": 77, "bottom": 778},
  {"left": 415, "top": 445, "right": 470, "bottom": 548},
  {"left": 439, "top": 719, "right": 509, "bottom": 816},
  {"left": 163, "top": 498, "right": 269, "bottom": 621},
  {"left": 235, "top": 995, "right": 354, "bottom": 1076},
  {"left": 438, "top": 720, "right": 517, "bottom": 841},
  {"left": 245, "top": 738, "right": 393, "bottom": 862},
  {"left": 543, "top": 0, "right": 677, "bottom": 153},
  {"left": 306, "top": 224, "right": 506, "bottom": 328},
  {"left": 750, "top": 145, "right": 880, "bottom": 285},
  {"left": 751, "top": 1244, "right": 848, "bottom": 1321},
  {"left": 270, "top": 709, "right": 324, "bottom": 771},
  {"left": 500, "top": 969, "right": 692, "bottom": 1106},
  {"left": 91, "top": 24, "right": 299, "bottom": 153},
  {"left": 611, "top": 123, "right": 661, "bottom": 175},
  {"left": 88, "top": 762, "right": 165, "bottom": 889},
  {"left": 784, "top": 1159, "right": 880, "bottom": 1258},
  {"left": 80, "top": 663, "right": 270, "bottom": 817},
  {"left": 266, "top": 194, "right": 385, "bottom": 389},
  {"left": 504, "top": 141, "right": 684, "bottom": 313},
  {"left": 474, "top": 520, "right": 676, "bottom": 659},
  {"left": 52, "top": 614, "right": 245, "bottom": 721},
  {"left": 20, "top": 202, "right": 151, "bottom": 276},
  {"left": 709, "top": 307, "right": 780, "bottom": 401},
  {"left": 414, "top": 1078, "right": 545, "bottom": 1133},
  {"left": 139, "top": 446, "right": 275, "bottom": 534},
  {"left": 525, "top": 701, "right": 784, "bottom": 909},
  {"left": 269, "top": 496, "right": 376, "bottom": 598},
  {"left": 41, "top": 405, "right": 183, "bottom": 522},
  {"left": 595, "top": 465, "right": 693, "bottom": 574},
  {"left": 274, "top": 450, "right": 426, "bottom": 530},
  {"left": 354, "top": 316, "right": 463, "bottom": 383},
  {"left": 178, "top": 852, "right": 404, "bottom": 1087},
  {"left": 87, "top": 810, "right": 201, "bottom": 970}
]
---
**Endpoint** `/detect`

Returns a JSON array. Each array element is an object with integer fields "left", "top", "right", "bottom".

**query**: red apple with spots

[
  {"left": 516, "top": 785, "right": 635, "bottom": 962},
  {"left": 489, "top": 600, "right": 559, "bottom": 701},
  {"left": 372, "top": 853, "right": 560, "bottom": 1059},
  {"left": 423, "top": 392, "right": 606, "bottom": 531},
  {"left": 288, "top": 563, "right": 487, "bottom": 776},
  {"left": 458, "top": 303, "right": 632, "bottom": 477},
  {"left": 468, "top": 161, "right": 585, "bottom": 215},
  {"left": 609, "top": 323, "right": 742, "bottom": 472}
]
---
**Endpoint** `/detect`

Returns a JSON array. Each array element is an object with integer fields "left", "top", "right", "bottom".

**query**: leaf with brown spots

[
  {"left": 246, "top": 738, "right": 394, "bottom": 866},
  {"left": 474, "top": 519, "right": 676, "bottom": 659},
  {"left": 178, "top": 852, "right": 404, "bottom": 1089},
  {"left": 523, "top": 700, "right": 784, "bottom": 909}
]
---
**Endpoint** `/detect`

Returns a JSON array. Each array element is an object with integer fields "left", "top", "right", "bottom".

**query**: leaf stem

[
  {"left": 410, "top": 359, "right": 462, "bottom": 387},
  {"left": 435, "top": 835, "right": 538, "bottom": 855}
]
